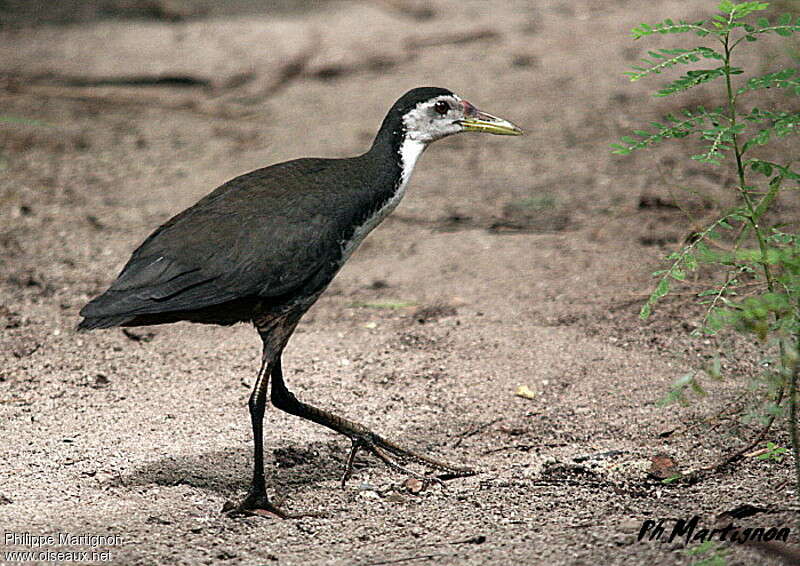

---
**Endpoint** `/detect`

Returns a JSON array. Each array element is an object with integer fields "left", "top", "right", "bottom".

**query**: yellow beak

[{"left": 459, "top": 101, "right": 523, "bottom": 136}]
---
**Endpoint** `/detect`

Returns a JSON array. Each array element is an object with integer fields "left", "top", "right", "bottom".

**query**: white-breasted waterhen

[{"left": 78, "top": 87, "right": 523, "bottom": 517}]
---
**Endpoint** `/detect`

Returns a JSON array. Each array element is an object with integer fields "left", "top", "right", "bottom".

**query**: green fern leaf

[
  {"left": 655, "top": 67, "right": 730, "bottom": 96},
  {"left": 631, "top": 20, "right": 710, "bottom": 39},
  {"left": 626, "top": 48, "right": 721, "bottom": 81}
]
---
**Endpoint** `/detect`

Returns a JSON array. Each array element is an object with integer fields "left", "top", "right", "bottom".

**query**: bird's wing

[{"left": 80, "top": 159, "right": 351, "bottom": 320}]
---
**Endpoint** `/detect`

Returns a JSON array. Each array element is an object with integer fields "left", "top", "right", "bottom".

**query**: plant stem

[
  {"left": 791, "top": 335, "right": 800, "bottom": 506},
  {"left": 722, "top": 33, "right": 775, "bottom": 294},
  {"left": 723, "top": 22, "right": 796, "bottom": 503}
]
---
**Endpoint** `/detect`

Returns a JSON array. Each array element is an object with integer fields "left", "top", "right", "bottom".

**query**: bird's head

[{"left": 391, "top": 87, "right": 523, "bottom": 144}]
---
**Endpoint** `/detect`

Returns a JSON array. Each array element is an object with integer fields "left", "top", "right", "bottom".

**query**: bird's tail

[{"left": 76, "top": 315, "right": 133, "bottom": 331}]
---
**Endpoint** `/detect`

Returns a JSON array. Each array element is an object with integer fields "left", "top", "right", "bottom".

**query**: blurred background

[{"left": 1, "top": 1, "right": 798, "bottom": 565}]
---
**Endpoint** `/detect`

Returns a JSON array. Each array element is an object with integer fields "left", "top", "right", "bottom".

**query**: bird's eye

[{"left": 434, "top": 100, "right": 450, "bottom": 115}]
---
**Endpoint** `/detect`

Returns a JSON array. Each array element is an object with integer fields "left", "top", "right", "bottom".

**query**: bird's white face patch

[{"left": 402, "top": 94, "right": 466, "bottom": 144}]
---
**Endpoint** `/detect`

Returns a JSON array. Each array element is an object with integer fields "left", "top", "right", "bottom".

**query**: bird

[{"left": 78, "top": 86, "right": 523, "bottom": 517}]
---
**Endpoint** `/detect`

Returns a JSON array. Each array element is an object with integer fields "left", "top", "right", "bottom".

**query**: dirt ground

[{"left": 1, "top": 1, "right": 798, "bottom": 564}]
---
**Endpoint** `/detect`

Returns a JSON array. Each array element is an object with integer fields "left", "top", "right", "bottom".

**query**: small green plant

[
  {"left": 757, "top": 440, "right": 789, "bottom": 461},
  {"left": 688, "top": 541, "right": 729, "bottom": 566},
  {"left": 613, "top": 1, "right": 800, "bottom": 499}
]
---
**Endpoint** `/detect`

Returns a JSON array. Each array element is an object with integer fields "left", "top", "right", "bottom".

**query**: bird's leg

[
  {"left": 269, "top": 358, "right": 475, "bottom": 488},
  {"left": 224, "top": 350, "right": 287, "bottom": 519}
]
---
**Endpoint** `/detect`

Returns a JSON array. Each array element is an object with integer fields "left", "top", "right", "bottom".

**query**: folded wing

[{"left": 79, "top": 159, "right": 346, "bottom": 329}]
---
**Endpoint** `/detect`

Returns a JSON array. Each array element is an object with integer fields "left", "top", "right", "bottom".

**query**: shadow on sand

[{"left": 108, "top": 440, "right": 360, "bottom": 496}]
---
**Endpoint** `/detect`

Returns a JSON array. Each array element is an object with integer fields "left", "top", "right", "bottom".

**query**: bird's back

[{"left": 79, "top": 153, "right": 400, "bottom": 330}]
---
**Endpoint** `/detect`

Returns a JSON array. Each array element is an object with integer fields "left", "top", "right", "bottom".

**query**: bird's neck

[
  {"left": 356, "top": 131, "right": 427, "bottom": 222},
  {"left": 368, "top": 111, "right": 428, "bottom": 194},
  {"left": 338, "top": 134, "right": 426, "bottom": 266}
]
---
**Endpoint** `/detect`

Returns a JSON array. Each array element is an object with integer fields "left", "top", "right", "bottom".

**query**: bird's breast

[{"left": 338, "top": 184, "right": 407, "bottom": 266}]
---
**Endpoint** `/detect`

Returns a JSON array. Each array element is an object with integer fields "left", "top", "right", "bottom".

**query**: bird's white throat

[
  {"left": 398, "top": 137, "right": 426, "bottom": 191},
  {"left": 339, "top": 137, "right": 427, "bottom": 264}
]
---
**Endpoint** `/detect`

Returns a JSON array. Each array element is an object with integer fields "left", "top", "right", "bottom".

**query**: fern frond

[
  {"left": 742, "top": 110, "right": 800, "bottom": 145},
  {"left": 655, "top": 67, "right": 735, "bottom": 96},
  {"left": 625, "top": 47, "right": 723, "bottom": 82},
  {"left": 641, "top": 211, "right": 745, "bottom": 319},
  {"left": 737, "top": 69, "right": 800, "bottom": 96},
  {"left": 631, "top": 19, "right": 710, "bottom": 39},
  {"left": 744, "top": 108, "right": 796, "bottom": 123},
  {"left": 612, "top": 109, "right": 723, "bottom": 154},
  {"left": 747, "top": 159, "right": 800, "bottom": 183},
  {"left": 692, "top": 124, "right": 741, "bottom": 164},
  {"left": 748, "top": 14, "right": 800, "bottom": 37},
  {"left": 718, "top": 1, "right": 770, "bottom": 21}
]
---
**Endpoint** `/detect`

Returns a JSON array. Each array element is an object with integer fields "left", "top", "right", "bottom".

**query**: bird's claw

[{"left": 340, "top": 434, "right": 475, "bottom": 490}]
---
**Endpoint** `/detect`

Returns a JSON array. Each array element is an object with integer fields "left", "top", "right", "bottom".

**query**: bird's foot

[
  {"left": 340, "top": 432, "right": 476, "bottom": 489},
  {"left": 223, "top": 488, "right": 328, "bottom": 519},
  {"left": 222, "top": 489, "right": 289, "bottom": 519}
]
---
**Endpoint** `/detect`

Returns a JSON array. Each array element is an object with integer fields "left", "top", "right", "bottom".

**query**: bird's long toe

[{"left": 341, "top": 433, "right": 477, "bottom": 490}]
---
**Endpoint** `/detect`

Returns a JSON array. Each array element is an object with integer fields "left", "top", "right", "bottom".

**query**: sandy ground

[{"left": 1, "top": 1, "right": 799, "bottom": 564}]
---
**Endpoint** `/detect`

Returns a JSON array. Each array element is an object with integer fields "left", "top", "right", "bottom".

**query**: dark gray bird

[{"left": 79, "top": 87, "right": 522, "bottom": 517}]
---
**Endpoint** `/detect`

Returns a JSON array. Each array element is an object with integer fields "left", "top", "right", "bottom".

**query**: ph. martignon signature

[{"left": 637, "top": 516, "right": 791, "bottom": 544}]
